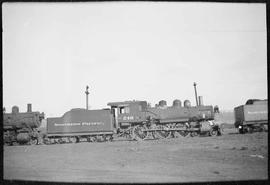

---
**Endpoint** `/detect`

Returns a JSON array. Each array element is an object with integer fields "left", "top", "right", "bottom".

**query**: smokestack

[
  {"left": 193, "top": 82, "right": 198, "bottom": 106},
  {"left": 27, "top": 104, "right": 32, "bottom": 112},
  {"left": 85, "top": 86, "right": 89, "bottom": 110},
  {"left": 198, "top": 96, "right": 203, "bottom": 106}
]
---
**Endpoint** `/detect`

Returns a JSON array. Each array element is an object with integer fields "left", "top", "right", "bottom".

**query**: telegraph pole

[
  {"left": 193, "top": 82, "right": 198, "bottom": 106},
  {"left": 85, "top": 86, "right": 89, "bottom": 110}
]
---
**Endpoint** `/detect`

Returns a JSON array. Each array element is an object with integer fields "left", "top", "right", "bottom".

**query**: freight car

[
  {"left": 44, "top": 98, "right": 221, "bottom": 144},
  {"left": 3, "top": 104, "right": 45, "bottom": 145},
  {"left": 234, "top": 99, "right": 268, "bottom": 134}
]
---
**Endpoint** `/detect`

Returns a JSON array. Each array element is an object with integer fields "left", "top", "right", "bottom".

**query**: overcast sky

[{"left": 2, "top": 2, "right": 267, "bottom": 117}]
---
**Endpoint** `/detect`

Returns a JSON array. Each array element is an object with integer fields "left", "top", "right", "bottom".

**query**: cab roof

[{"left": 107, "top": 100, "right": 147, "bottom": 107}]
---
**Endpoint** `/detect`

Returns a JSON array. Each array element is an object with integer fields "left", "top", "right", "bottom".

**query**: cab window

[
  {"left": 120, "top": 107, "right": 125, "bottom": 114},
  {"left": 125, "top": 107, "right": 130, "bottom": 114},
  {"left": 120, "top": 107, "right": 130, "bottom": 114}
]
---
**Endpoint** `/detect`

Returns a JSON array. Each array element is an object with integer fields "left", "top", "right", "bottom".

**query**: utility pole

[
  {"left": 85, "top": 85, "right": 89, "bottom": 110},
  {"left": 193, "top": 82, "right": 198, "bottom": 106}
]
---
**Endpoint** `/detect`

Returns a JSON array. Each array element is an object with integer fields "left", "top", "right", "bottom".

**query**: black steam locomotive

[
  {"left": 44, "top": 99, "right": 221, "bottom": 144},
  {"left": 3, "top": 104, "right": 44, "bottom": 145}
]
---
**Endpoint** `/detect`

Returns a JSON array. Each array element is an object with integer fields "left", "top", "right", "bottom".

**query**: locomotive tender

[
  {"left": 234, "top": 99, "right": 268, "bottom": 134},
  {"left": 45, "top": 109, "right": 114, "bottom": 144},
  {"left": 44, "top": 98, "right": 220, "bottom": 144},
  {"left": 3, "top": 104, "right": 44, "bottom": 145}
]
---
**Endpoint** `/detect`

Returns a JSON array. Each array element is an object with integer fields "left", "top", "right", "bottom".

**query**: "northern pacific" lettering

[
  {"left": 54, "top": 122, "right": 105, "bottom": 126},
  {"left": 247, "top": 111, "right": 267, "bottom": 114}
]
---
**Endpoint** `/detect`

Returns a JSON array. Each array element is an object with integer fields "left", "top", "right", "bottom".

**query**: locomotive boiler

[{"left": 3, "top": 104, "right": 45, "bottom": 145}]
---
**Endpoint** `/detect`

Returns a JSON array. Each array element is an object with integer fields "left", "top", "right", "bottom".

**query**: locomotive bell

[
  {"left": 173, "top": 99, "right": 182, "bottom": 107},
  {"left": 12, "top": 106, "right": 19, "bottom": 114},
  {"left": 184, "top": 100, "right": 191, "bottom": 107}
]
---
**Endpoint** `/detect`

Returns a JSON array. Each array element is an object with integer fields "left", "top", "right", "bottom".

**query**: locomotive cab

[{"left": 108, "top": 101, "right": 148, "bottom": 130}]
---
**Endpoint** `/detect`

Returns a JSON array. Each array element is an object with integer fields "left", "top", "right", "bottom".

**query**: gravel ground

[{"left": 4, "top": 128, "right": 268, "bottom": 183}]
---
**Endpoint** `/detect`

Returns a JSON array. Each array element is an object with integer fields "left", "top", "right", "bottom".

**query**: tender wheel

[
  {"left": 154, "top": 125, "right": 171, "bottom": 139},
  {"left": 258, "top": 125, "right": 264, "bottom": 132},
  {"left": 132, "top": 125, "right": 148, "bottom": 141},
  {"left": 86, "top": 137, "right": 92, "bottom": 142},
  {"left": 105, "top": 135, "right": 113, "bottom": 142},
  {"left": 262, "top": 124, "right": 268, "bottom": 132},
  {"left": 69, "top": 137, "right": 78, "bottom": 143}
]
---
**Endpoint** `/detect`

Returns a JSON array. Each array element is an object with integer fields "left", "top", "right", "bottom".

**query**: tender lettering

[
  {"left": 247, "top": 111, "right": 267, "bottom": 114},
  {"left": 54, "top": 122, "right": 105, "bottom": 126}
]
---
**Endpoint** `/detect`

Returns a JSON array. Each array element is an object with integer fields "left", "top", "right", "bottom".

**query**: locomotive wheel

[
  {"left": 43, "top": 137, "right": 51, "bottom": 145},
  {"left": 29, "top": 138, "right": 38, "bottom": 145},
  {"left": 190, "top": 131, "right": 199, "bottom": 137},
  {"left": 178, "top": 131, "right": 189, "bottom": 137},
  {"left": 91, "top": 136, "right": 97, "bottom": 142},
  {"left": 209, "top": 129, "right": 218, "bottom": 136},
  {"left": 132, "top": 125, "right": 148, "bottom": 141},
  {"left": 154, "top": 125, "right": 171, "bottom": 139},
  {"left": 173, "top": 123, "right": 189, "bottom": 137},
  {"left": 152, "top": 131, "right": 159, "bottom": 140}
]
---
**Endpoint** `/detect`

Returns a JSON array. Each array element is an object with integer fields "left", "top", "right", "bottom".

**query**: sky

[{"left": 2, "top": 2, "right": 267, "bottom": 117}]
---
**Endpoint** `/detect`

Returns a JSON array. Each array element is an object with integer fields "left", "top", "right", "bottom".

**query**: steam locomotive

[
  {"left": 3, "top": 104, "right": 44, "bottom": 145},
  {"left": 44, "top": 99, "right": 221, "bottom": 144}
]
